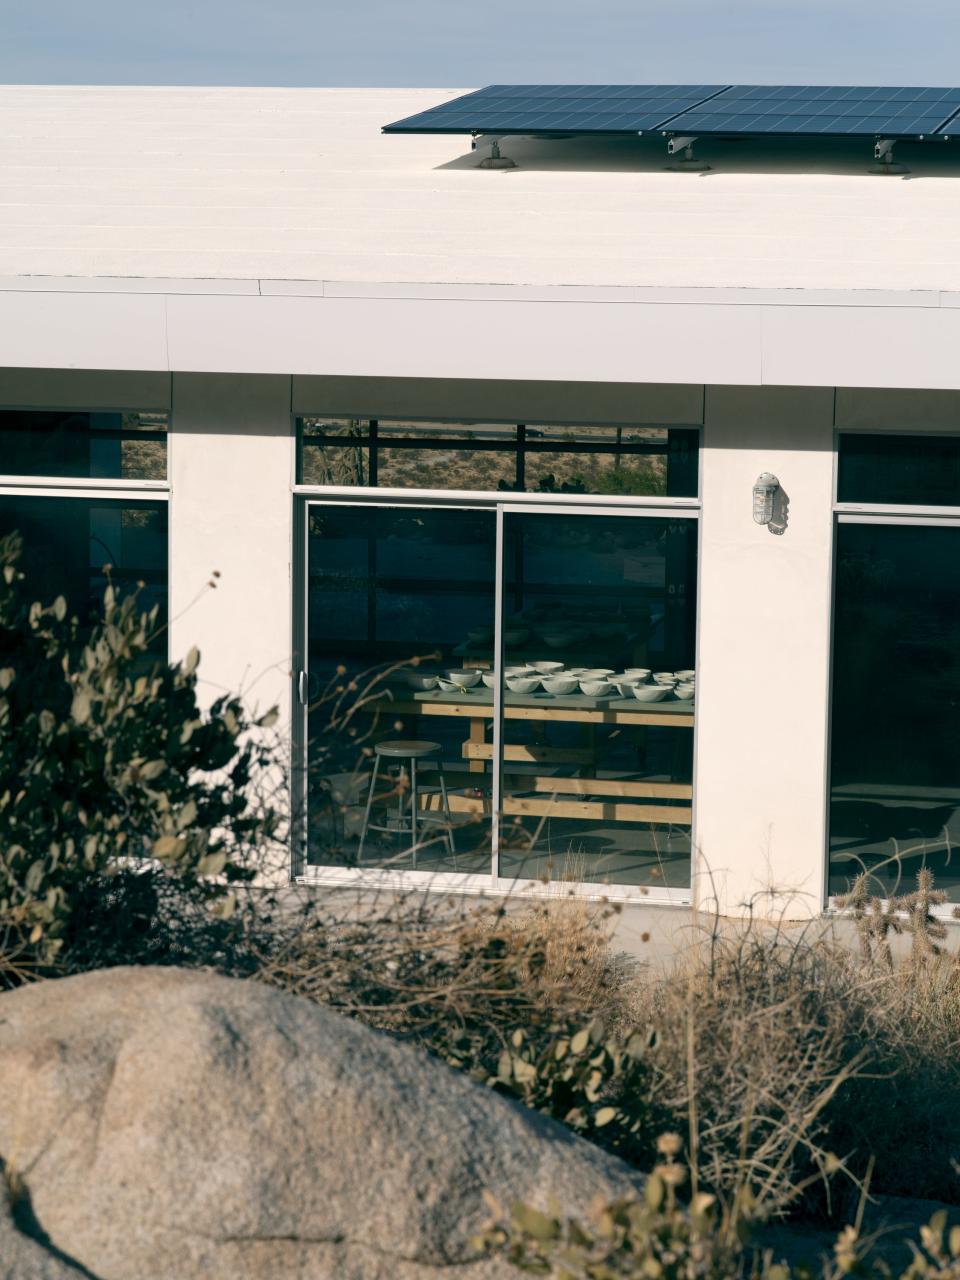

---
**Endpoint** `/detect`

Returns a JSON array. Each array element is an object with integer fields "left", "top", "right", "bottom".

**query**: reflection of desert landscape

[
  {"left": 301, "top": 419, "right": 671, "bottom": 494},
  {"left": 121, "top": 412, "right": 167, "bottom": 482}
]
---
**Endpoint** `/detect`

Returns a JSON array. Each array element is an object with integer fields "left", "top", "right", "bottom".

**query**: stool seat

[
  {"left": 374, "top": 739, "right": 442, "bottom": 759},
  {"left": 358, "top": 739, "right": 457, "bottom": 866}
]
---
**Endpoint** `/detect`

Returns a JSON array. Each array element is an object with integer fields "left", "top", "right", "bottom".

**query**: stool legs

[
  {"left": 356, "top": 749, "right": 457, "bottom": 867},
  {"left": 409, "top": 758, "right": 417, "bottom": 868},
  {"left": 437, "top": 759, "right": 456, "bottom": 856},
  {"left": 357, "top": 750, "right": 381, "bottom": 862}
]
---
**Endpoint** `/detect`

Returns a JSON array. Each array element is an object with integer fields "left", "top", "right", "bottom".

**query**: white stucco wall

[
  {"left": 694, "top": 386, "right": 836, "bottom": 916},
  {"left": 168, "top": 373, "right": 294, "bottom": 728},
  {"left": 4, "top": 366, "right": 959, "bottom": 914}
]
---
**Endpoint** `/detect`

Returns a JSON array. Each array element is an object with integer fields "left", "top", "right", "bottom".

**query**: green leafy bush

[
  {"left": 479, "top": 1174, "right": 960, "bottom": 1280},
  {"left": 0, "top": 532, "right": 279, "bottom": 972},
  {"left": 487, "top": 1020, "right": 658, "bottom": 1164}
]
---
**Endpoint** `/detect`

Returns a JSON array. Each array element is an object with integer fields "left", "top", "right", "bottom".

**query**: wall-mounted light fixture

[{"left": 753, "top": 473, "right": 781, "bottom": 528}]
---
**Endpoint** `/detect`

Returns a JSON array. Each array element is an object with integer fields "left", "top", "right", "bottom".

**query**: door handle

[{"left": 298, "top": 670, "right": 307, "bottom": 705}]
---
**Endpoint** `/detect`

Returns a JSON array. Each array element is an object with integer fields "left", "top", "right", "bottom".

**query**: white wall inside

[{"left": 694, "top": 386, "right": 836, "bottom": 918}]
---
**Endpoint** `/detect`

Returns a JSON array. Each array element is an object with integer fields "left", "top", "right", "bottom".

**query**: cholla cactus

[
  {"left": 896, "top": 868, "right": 948, "bottom": 967},
  {"left": 834, "top": 872, "right": 902, "bottom": 970}
]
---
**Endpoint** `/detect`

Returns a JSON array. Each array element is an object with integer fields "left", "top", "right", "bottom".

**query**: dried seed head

[{"left": 656, "top": 1132, "right": 683, "bottom": 1158}]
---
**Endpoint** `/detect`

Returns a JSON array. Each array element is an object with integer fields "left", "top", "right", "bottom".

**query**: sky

[{"left": 2, "top": 0, "right": 959, "bottom": 87}]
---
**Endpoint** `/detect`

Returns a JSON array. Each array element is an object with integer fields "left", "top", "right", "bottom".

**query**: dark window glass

[
  {"left": 829, "top": 522, "right": 960, "bottom": 900},
  {"left": 299, "top": 418, "right": 699, "bottom": 497},
  {"left": 497, "top": 512, "right": 696, "bottom": 890},
  {"left": 305, "top": 504, "right": 497, "bottom": 875},
  {"left": 838, "top": 433, "right": 960, "bottom": 507},
  {"left": 0, "top": 411, "right": 168, "bottom": 481},
  {"left": 0, "top": 496, "right": 168, "bottom": 645}
]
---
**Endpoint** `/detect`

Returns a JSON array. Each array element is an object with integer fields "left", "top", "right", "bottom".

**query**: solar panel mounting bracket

[
  {"left": 474, "top": 135, "right": 517, "bottom": 169},
  {"left": 665, "top": 135, "right": 709, "bottom": 171},
  {"left": 871, "top": 138, "right": 909, "bottom": 175}
]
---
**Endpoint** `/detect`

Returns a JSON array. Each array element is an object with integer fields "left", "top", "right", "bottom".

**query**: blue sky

[{"left": 3, "top": 0, "right": 958, "bottom": 86}]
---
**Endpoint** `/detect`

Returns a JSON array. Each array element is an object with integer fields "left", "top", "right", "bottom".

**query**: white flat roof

[{"left": 3, "top": 85, "right": 960, "bottom": 293}]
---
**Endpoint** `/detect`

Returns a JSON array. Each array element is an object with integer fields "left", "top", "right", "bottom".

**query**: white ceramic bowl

[
  {"left": 632, "top": 684, "right": 670, "bottom": 702},
  {"left": 505, "top": 665, "right": 535, "bottom": 677},
  {"left": 675, "top": 669, "right": 696, "bottom": 680},
  {"left": 403, "top": 672, "right": 439, "bottom": 691},
  {"left": 581, "top": 668, "right": 614, "bottom": 678},
  {"left": 506, "top": 676, "right": 541, "bottom": 694},
  {"left": 579, "top": 679, "right": 612, "bottom": 696},
  {"left": 481, "top": 672, "right": 497, "bottom": 689},
  {"left": 612, "top": 680, "right": 641, "bottom": 697},
  {"left": 674, "top": 683, "right": 696, "bottom": 700},
  {"left": 446, "top": 670, "right": 481, "bottom": 688},
  {"left": 436, "top": 678, "right": 460, "bottom": 692},
  {"left": 532, "top": 660, "right": 565, "bottom": 674},
  {"left": 541, "top": 675, "right": 579, "bottom": 696},
  {"left": 624, "top": 668, "right": 651, "bottom": 679},
  {"left": 653, "top": 672, "right": 677, "bottom": 685}
]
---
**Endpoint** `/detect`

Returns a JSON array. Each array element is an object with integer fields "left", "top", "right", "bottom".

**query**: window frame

[
  {"left": 295, "top": 414, "right": 701, "bottom": 505},
  {"left": 827, "top": 424, "right": 960, "bottom": 917},
  {"left": 0, "top": 400, "right": 172, "bottom": 661},
  {"left": 291, "top": 421, "right": 702, "bottom": 902}
]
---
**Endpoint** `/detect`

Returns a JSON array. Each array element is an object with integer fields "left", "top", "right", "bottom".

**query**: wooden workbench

[{"left": 367, "top": 684, "right": 694, "bottom": 826}]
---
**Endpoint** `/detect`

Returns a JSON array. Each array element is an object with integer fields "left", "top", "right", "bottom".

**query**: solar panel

[
  {"left": 658, "top": 85, "right": 960, "bottom": 138},
  {"left": 382, "top": 85, "right": 729, "bottom": 135},
  {"left": 383, "top": 84, "right": 960, "bottom": 140}
]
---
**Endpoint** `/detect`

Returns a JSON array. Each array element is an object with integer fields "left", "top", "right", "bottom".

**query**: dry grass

[{"left": 254, "top": 889, "right": 635, "bottom": 1075}]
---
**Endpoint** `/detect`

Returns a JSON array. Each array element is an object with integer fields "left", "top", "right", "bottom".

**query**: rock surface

[{"left": 0, "top": 966, "right": 640, "bottom": 1279}]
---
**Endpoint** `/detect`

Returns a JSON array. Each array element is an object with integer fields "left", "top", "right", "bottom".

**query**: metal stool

[{"left": 357, "top": 740, "right": 456, "bottom": 866}]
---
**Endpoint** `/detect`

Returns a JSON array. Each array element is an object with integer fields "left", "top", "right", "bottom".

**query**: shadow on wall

[{"left": 436, "top": 134, "right": 960, "bottom": 179}]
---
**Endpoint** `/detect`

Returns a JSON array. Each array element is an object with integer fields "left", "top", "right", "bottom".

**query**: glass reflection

[
  {"left": 496, "top": 513, "right": 696, "bottom": 889},
  {"left": 829, "top": 523, "right": 960, "bottom": 899},
  {"left": 0, "top": 411, "right": 167, "bottom": 481},
  {"left": 298, "top": 419, "right": 699, "bottom": 498},
  {"left": 0, "top": 495, "right": 168, "bottom": 643},
  {"left": 838, "top": 434, "right": 960, "bottom": 508},
  {"left": 306, "top": 505, "right": 496, "bottom": 873}
]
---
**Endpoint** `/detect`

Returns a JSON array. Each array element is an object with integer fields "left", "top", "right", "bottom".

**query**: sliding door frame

[
  {"left": 827, "top": 423, "right": 960, "bottom": 915},
  {"left": 294, "top": 488, "right": 699, "bottom": 904}
]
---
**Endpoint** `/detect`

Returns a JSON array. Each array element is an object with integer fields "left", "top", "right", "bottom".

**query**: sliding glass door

[
  {"left": 303, "top": 502, "right": 496, "bottom": 873},
  {"left": 302, "top": 499, "right": 697, "bottom": 892},
  {"left": 829, "top": 519, "right": 960, "bottom": 899},
  {"left": 497, "top": 509, "right": 696, "bottom": 887}
]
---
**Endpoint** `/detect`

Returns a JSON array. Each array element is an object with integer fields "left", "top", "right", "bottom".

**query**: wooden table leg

[{"left": 467, "top": 716, "right": 486, "bottom": 774}]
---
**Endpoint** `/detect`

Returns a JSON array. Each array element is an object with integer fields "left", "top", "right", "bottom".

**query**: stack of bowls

[
  {"left": 506, "top": 673, "right": 541, "bottom": 693},
  {"left": 608, "top": 672, "right": 642, "bottom": 697},
  {"left": 674, "top": 668, "right": 696, "bottom": 700}
]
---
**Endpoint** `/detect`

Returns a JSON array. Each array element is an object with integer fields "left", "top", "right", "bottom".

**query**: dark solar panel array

[
  {"left": 383, "top": 84, "right": 960, "bottom": 140},
  {"left": 382, "top": 84, "right": 728, "bottom": 134},
  {"left": 662, "top": 85, "right": 960, "bottom": 137}
]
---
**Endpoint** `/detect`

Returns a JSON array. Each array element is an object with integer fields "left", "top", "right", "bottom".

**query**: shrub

[
  {"left": 0, "top": 532, "right": 280, "bottom": 974},
  {"left": 479, "top": 1185, "right": 960, "bottom": 1280},
  {"left": 632, "top": 918, "right": 870, "bottom": 1224},
  {"left": 256, "top": 892, "right": 637, "bottom": 1071}
]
